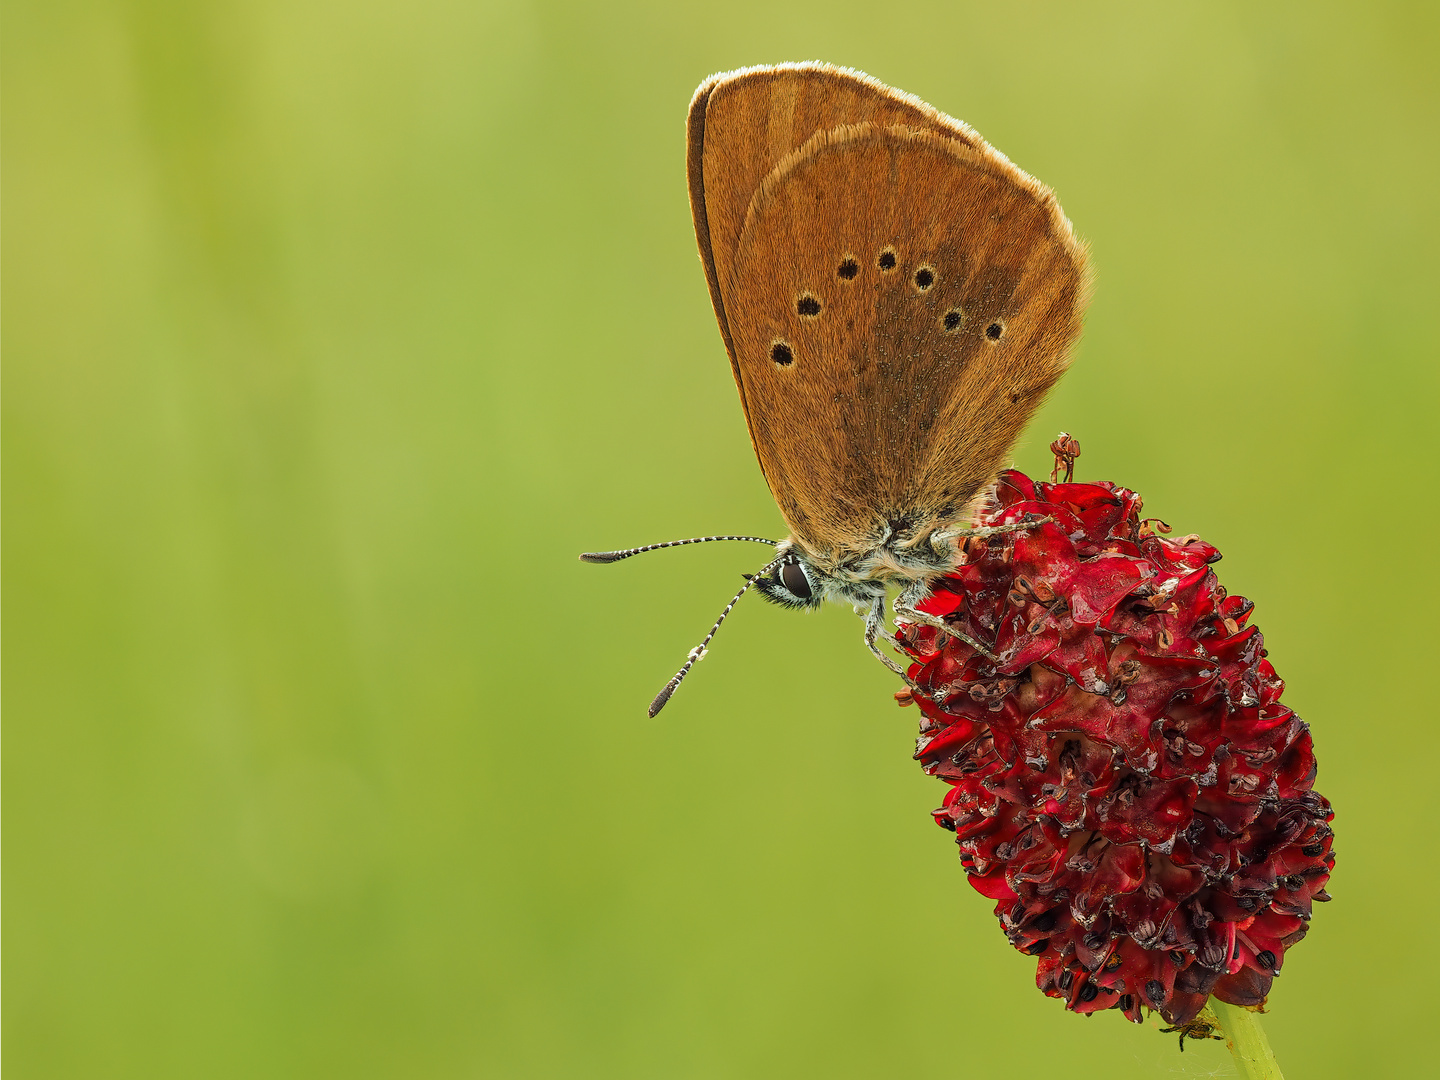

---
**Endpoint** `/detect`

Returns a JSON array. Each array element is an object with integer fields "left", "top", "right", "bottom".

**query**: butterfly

[{"left": 583, "top": 63, "right": 1090, "bottom": 715}]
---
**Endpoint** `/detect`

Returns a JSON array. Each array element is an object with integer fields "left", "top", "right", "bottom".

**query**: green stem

[{"left": 1210, "top": 1000, "right": 1284, "bottom": 1080}]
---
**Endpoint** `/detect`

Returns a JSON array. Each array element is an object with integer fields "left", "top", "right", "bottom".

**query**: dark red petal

[{"left": 967, "top": 865, "right": 1020, "bottom": 901}]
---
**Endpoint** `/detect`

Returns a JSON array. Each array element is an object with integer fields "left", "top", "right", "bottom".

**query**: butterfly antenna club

[
  {"left": 648, "top": 554, "right": 786, "bottom": 717},
  {"left": 580, "top": 535, "right": 780, "bottom": 564}
]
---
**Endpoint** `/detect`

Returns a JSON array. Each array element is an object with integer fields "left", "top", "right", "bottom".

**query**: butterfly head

[
  {"left": 750, "top": 551, "right": 824, "bottom": 611},
  {"left": 752, "top": 526, "right": 954, "bottom": 612}
]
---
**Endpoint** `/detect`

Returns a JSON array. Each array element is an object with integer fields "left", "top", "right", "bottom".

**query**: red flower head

[{"left": 897, "top": 465, "right": 1334, "bottom": 1026}]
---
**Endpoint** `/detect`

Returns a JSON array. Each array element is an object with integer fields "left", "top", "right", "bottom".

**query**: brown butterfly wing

[
  {"left": 689, "top": 67, "right": 1089, "bottom": 565},
  {"left": 688, "top": 64, "right": 982, "bottom": 439}
]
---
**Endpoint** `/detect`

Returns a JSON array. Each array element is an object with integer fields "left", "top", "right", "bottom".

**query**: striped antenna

[
  {"left": 647, "top": 554, "right": 786, "bottom": 717},
  {"left": 580, "top": 535, "right": 779, "bottom": 564}
]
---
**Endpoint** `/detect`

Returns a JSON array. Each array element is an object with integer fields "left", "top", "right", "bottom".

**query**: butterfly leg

[
  {"left": 861, "top": 595, "right": 919, "bottom": 687},
  {"left": 893, "top": 581, "right": 1002, "bottom": 664},
  {"left": 935, "top": 514, "right": 1052, "bottom": 543}
]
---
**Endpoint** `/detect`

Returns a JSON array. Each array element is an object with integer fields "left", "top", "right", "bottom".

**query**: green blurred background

[{"left": 6, "top": 1, "right": 1436, "bottom": 1076}]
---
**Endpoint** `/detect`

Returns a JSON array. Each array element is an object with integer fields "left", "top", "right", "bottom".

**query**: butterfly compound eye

[{"left": 779, "top": 560, "right": 813, "bottom": 599}]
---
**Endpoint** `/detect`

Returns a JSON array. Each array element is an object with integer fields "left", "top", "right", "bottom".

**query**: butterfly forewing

[
  {"left": 688, "top": 63, "right": 1089, "bottom": 570},
  {"left": 688, "top": 64, "right": 982, "bottom": 444}
]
